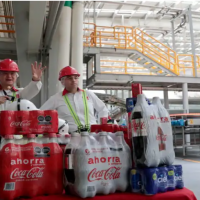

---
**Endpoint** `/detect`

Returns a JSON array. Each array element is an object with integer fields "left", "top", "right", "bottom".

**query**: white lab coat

[
  {"left": 40, "top": 89, "right": 108, "bottom": 133},
  {"left": 0, "top": 81, "right": 42, "bottom": 111}
]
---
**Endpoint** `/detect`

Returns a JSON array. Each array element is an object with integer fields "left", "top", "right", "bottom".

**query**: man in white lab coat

[
  {"left": 40, "top": 66, "right": 108, "bottom": 133},
  {"left": 0, "top": 59, "right": 46, "bottom": 111}
]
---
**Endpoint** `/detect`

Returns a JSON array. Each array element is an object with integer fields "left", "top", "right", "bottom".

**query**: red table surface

[{"left": 20, "top": 188, "right": 197, "bottom": 200}]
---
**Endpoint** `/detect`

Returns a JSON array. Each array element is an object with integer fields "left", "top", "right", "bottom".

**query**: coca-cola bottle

[
  {"left": 47, "top": 133, "right": 63, "bottom": 195},
  {"left": 98, "top": 132, "right": 115, "bottom": 195},
  {"left": 131, "top": 94, "right": 160, "bottom": 167},
  {"left": 152, "top": 97, "right": 175, "bottom": 165},
  {"left": 64, "top": 132, "right": 80, "bottom": 193},
  {"left": 89, "top": 132, "right": 98, "bottom": 145},
  {"left": 39, "top": 134, "right": 50, "bottom": 144},
  {"left": 74, "top": 132, "right": 96, "bottom": 198},
  {"left": 0, "top": 135, "right": 15, "bottom": 150},
  {"left": 13, "top": 135, "right": 23, "bottom": 145},
  {"left": 64, "top": 134, "right": 71, "bottom": 145},
  {"left": 113, "top": 131, "right": 130, "bottom": 192},
  {"left": 27, "top": 134, "right": 36, "bottom": 143}
]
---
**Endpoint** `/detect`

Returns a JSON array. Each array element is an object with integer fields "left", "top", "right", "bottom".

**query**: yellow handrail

[{"left": 83, "top": 23, "right": 200, "bottom": 77}]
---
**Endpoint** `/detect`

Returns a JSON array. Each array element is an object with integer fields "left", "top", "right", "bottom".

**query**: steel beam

[
  {"left": 90, "top": 85, "right": 200, "bottom": 92},
  {"left": 28, "top": 1, "right": 46, "bottom": 54},
  {"left": 171, "top": 21, "right": 176, "bottom": 51},
  {"left": 87, "top": 73, "right": 200, "bottom": 87},
  {"left": 188, "top": 5, "right": 197, "bottom": 77}
]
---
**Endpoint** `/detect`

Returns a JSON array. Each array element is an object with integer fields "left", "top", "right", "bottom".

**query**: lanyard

[
  {"left": 3, "top": 90, "right": 17, "bottom": 102},
  {"left": 63, "top": 90, "right": 90, "bottom": 132}
]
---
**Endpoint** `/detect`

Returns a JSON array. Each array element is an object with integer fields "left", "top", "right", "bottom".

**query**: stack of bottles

[
  {"left": 0, "top": 110, "right": 58, "bottom": 135},
  {"left": 64, "top": 131, "right": 131, "bottom": 198},
  {"left": 130, "top": 94, "right": 184, "bottom": 195},
  {"left": 130, "top": 165, "right": 184, "bottom": 195},
  {"left": 0, "top": 110, "right": 64, "bottom": 200}
]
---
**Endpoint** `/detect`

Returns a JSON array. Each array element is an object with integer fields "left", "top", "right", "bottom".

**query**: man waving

[{"left": 0, "top": 59, "right": 46, "bottom": 111}]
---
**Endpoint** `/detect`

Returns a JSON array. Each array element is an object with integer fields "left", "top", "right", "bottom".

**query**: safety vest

[{"left": 63, "top": 90, "right": 89, "bottom": 132}]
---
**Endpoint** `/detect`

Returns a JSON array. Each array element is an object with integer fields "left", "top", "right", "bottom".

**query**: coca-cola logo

[
  {"left": 160, "top": 117, "right": 169, "bottom": 123},
  {"left": 132, "top": 120, "right": 145, "bottom": 131},
  {"left": 88, "top": 167, "right": 121, "bottom": 182},
  {"left": 10, "top": 167, "right": 44, "bottom": 179},
  {"left": 10, "top": 120, "right": 31, "bottom": 127},
  {"left": 156, "top": 134, "right": 167, "bottom": 141},
  {"left": 150, "top": 115, "right": 156, "bottom": 120},
  {"left": 85, "top": 149, "right": 90, "bottom": 155}
]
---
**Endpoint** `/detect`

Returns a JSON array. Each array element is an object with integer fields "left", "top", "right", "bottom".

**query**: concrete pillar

[
  {"left": 71, "top": 1, "right": 84, "bottom": 88},
  {"left": 122, "top": 90, "right": 124, "bottom": 99},
  {"left": 163, "top": 88, "right": 169, "bottom": 109},
  {"left": 182, "top": 82, "right": 190, "bottom": 146},
  {"left": 57, "top": 2, "right": 72, "bottom": 69},
  {"left": 49, "top": 2, "right": 72, "bottom": 98}
]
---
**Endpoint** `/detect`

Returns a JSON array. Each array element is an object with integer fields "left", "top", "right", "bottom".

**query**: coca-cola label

[
  {"left": 88, "top": 167, "right": 121, "bottom": 182},
  {"left": 10, "top": 120, "right": 31, "bottom": 127},
  {"left": 131, "top": 119, "right": 147, "bottom": 137},
  {"left": 10, "top": 167, "right": 44, "bottom": 179}
]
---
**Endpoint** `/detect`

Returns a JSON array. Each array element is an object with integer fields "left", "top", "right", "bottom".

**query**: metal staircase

[
  {"left": 128, "top": 28, "right": 179, "bottom": 76},
  {"left": 84, "top": 24, "right": 181, "bottom": 76}
]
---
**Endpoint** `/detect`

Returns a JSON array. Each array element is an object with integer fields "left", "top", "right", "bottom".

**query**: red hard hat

[
  {"left": 58, "top": 66, "right": 80, "bottom": 81},
  {"left": 0, "top": 59, "right": 19, "bottom": 72}
]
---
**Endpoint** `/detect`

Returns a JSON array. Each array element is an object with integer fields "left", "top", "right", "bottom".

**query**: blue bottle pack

[
  {"left": 157, "top": 167, "right": 168, "bottom": 193},
  {"left": 142, "top": 168, "right": 158, "bottom": 195},
  {"left": 174, "top": 165, "right": 184, "bottom": 189},
  {"left": 167, "top": 165, "right": 175, "bottom": 191},
  {"left": 130, "top": 169, "right": 142, "bottom": 193}
]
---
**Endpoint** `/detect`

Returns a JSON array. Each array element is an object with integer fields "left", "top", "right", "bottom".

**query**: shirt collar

[
  {"left": 62, "top": 87, "right": 84, "bottom": 96},
  {"left": 0, "top": 85, "right": 18, "bottom": 92}
]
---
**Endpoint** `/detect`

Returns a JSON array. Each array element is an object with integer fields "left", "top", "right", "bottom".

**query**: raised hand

[{"left": 31, "top": 61, "right": 46, "bottom": 81}]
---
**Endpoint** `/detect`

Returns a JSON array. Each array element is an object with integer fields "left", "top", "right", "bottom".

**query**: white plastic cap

[
  {"left": 71, "top": 132, "right": 80, "bottom": 137},
  {"left": 81, "top": 132, "right": 89, "bottom": 136},
  {"left": 115, "top": 131, "right": 124, "bottom": 136},
  {"left": 99, "top": 132, "right": 107, "bottom": 136},
  {"left": 152, "top": 97, "right": 162, "bottom": 106}
]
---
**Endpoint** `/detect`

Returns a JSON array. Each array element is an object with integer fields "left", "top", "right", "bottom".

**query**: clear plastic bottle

[
  {"left": 64, "top": 132, "right": 80, "bottom": 193},
  {"left": 0, "top": 135, "right": 14, "bottom": 150},
  {"left": 27, "top": 134, "right": 36, "bottom": 143},
  {"left": 114, "top": 131, "right": 130, "bottom": 192},
  {"left": 74, "top": 132, "right": 96, "bottom": 198}
]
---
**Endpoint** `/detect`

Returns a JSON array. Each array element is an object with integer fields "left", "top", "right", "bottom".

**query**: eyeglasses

[
  {"left": 0, "top": 71, "right": 17, "bottom": 76},
  {"left": 65, "top": 76, "right": 79, "bottom": 81}
]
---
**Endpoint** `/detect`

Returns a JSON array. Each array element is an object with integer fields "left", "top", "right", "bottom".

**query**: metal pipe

[
  {"left": 46, "top": 1, "right": 65, "bottom": 49},
  {"left": 188, "top": 5, "right": 197, "bottom": 77},
  {"left": 95, "top": 1, "right": 183, "bottom": 12},
  {"left": 44, "top": 1, "right": 60, "bottom": 48},
  {"left": 171, "top": 21, "right": 176, "bottom": 51},
  {"left": 93, "top": 1, "right": 96, "bottom": 25},
  {"left": 91, "top": 86, "right": 200, "bottom": 92}
]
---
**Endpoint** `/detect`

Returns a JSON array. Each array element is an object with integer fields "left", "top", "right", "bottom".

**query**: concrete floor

[{"left": 174, "top": 158, "right": 200, "bottom": 199}]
